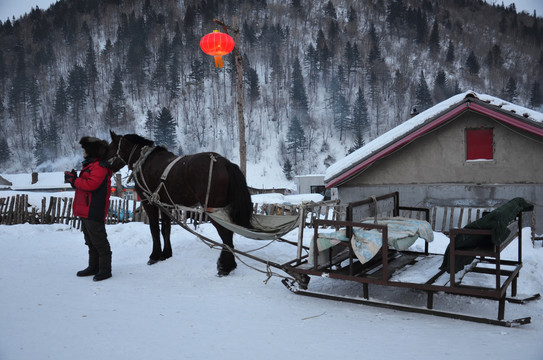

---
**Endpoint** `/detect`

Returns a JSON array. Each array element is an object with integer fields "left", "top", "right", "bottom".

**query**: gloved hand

[{"left": 64, "top": 170, "right": 77, "bottom": 188}]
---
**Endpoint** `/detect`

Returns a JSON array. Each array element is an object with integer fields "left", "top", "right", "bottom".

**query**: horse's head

[
  {"left": 105, "top": 130, "right": 126, "bottom": 172},
  {"left": 105, "top": 130, "right": 155, "bottom": 172}
]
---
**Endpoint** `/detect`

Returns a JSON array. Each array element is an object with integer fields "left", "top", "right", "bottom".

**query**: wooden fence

[
  {"left": 0, "top": 195, "right": 346, "bottom": 228},
  {"left": 1, "top": 195, "right": 539, "bottom": 242},
  {"left": 0, "top": 195, "right": 137, "bottom": 228}
]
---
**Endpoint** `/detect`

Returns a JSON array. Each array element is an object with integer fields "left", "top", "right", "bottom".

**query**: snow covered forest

[{"left": 0, "top": 0, "right": 541, "bottom": 177}]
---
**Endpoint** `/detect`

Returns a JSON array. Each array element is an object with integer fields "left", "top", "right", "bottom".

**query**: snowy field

[{"left": 1, "top": 192, "right": 543, "bottom": 359}]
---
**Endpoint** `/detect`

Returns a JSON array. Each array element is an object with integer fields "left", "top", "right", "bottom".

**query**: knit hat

[{"left": 79, "top": 136, "right": 108, "bottom": 158}]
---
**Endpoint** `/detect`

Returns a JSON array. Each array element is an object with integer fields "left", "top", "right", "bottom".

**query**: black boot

[
  {"left": 77, "top": 250, "right": 99, "bottom": 277},
  {"left": 93, "top": 252, "right": 112, "bottom": 281}
]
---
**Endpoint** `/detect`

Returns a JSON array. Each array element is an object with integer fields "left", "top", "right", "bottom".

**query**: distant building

[
  {"left": 295, "top": 174, "right": 336, "bottom": 200},
  {"left": 0, "top": 175, "right": 12, "bottom": 190}
]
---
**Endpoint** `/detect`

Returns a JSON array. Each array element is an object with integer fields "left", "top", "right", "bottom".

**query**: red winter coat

[{"left": 72, "top": 159, "right": 113, "bottom": 221}]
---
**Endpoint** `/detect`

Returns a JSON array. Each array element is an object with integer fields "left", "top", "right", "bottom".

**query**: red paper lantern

[{"left": 200, "top": 30, "right": 235, "bottom": 68}]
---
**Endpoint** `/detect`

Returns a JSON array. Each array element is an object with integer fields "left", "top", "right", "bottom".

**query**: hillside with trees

[{"left": 0, "top": 0, "right": 541, "bottom": 179}]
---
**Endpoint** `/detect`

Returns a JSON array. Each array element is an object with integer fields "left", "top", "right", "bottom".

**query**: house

[
  {"left": 1, "top": 172, "right": 73, "bottom": 192},
  {"left": 294, "top": 174, "right": 335, "bottom": 200},
  {"left": 0, "top": 175, "right": 12, "bottom": 190},
  {"left": 295, "top": 174, "right": 325, "bottom": 194},
  {"left": 325, "top": 91, "right": 543, "bottom": 233}
]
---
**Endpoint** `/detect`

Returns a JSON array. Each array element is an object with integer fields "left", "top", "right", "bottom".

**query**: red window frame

[{"left": 466, "top": 128, "right": 493, "bottom": 160}]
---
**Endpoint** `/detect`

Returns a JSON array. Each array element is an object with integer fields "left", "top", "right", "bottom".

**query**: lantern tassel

[{"left": 214, "top": 56, "right": 224, "bottom": 68}]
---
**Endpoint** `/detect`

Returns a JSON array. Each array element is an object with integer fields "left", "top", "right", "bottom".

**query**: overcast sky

[{"left": 0, "top": 1, "right": 542, "bottom": 26}]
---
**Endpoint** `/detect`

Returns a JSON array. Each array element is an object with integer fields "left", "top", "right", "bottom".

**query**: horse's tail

[{"left": 226, "top": 162, "right": 253, "bottom": 228}]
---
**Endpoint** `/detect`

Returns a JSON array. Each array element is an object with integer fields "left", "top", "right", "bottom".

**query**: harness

[{"left": 113, "top": 136, "right": 217, "bottom": 210}]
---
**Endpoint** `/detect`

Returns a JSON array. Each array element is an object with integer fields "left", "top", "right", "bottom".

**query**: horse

[{"left": 105, "top": 131, "right": 253, "bottom": 276}]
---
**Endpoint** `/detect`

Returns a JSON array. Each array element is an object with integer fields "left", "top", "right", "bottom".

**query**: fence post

[{"left": 7, "top": 196, "right": 15, "bottom": 224}]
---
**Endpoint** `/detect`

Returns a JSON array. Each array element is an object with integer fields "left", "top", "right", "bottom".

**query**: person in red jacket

[{"left": 65, "top": 136, "right": 113, "bottom": 281}]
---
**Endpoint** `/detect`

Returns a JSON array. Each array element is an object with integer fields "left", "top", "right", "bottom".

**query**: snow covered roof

[
  {"left": 1, "top": 172, "right": 70, "bottom": 191},
  {"left": 325, "top": 90, "right": 543, "bottom": 188}
]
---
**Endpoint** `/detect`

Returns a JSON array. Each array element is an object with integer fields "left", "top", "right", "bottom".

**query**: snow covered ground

[{"left": 1, "top": 189, "right": 543, "bottom": 360}]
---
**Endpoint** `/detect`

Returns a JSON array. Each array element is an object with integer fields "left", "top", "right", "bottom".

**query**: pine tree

[
  {"left": 8, "top": 48, "right": 27, "bottom": 118},
  {"left": 33, "top": 120, "right": 47, "bottom": 166},
  {"left": 125, "top": 16, "right": 148, "bottom": 90},
  {"left": 386, "top": 0, "right": 406, "bottom": 29},
  {"left": 46, "top": 116, "right": 60, "bottom": 160},
  {"left": 315, "top": 29, "right": 331, "bottom": 76},
  {"left": 446, "top": 40, "right": 455, "bottom": 63},
  {"left": 415, "top": 70, "right": 433, "bottom": 111},
  {"left": 0, "top": 136, "right": 10, "bottom": 169},
  {"left": 54, "top": 76, "right": 68, "bottom": 120},
  {"left": 144, "top": 109, "right": 155, "bottom": 138},
  {"left": 529, "top": 81, "right": 542, "bottom": 108},
  {"left": 152, "top": 35, "right": 169, "bottom": 93},
  {"left": 433, "top": 69, "right": 448, "bottom": 102},
  {"left": 303, "top": 43, "right": 318, "bottom": 88},
  {"left": 347, "top": 5, "right": 357, "bottom": 22},
  {"left": 103, "top": 65, "right": 126, "bottom": 128},
  {"left": 428, "top": 20, "right": 440, "bottom": 55},
  {"left": 27, "top": 76, "right": 41, "bottom": 127},
  {"left": 189, "top": 59, "right": 205, "bottom": 83},
  {"left": 415, "top": 8, "right": 428, "bottom": 44},
  {"left": 502, "top": 76, "right": 518, "bottom": 102},
  {"left": 243, "top": 21, "right": 258, "bottom": 46},
  {"left": 0, "top": 49, "right": 6, "bottom": 92},
  {"left": 245, "top": 66, "right": 260, "bottom": 103},
  {"left": 349, "top": 87, "right": 369, "bottom": 152},
  {"left": 84, "top": 36, "right": 98, "bottom": 106},
  {"left": 66, "top": 63, "right": 88, "bottom": 128},
  {"left": 465, "top": 50, "right": 480, "bottom": 75},
  {"left": 329, "top": 66, "right": 350, "bottom": 141},
  {"left": 367, "top": 22, "right": 381, "bottom": 64},
  {"left": 286, "top": 116, "right": 306, "bottom": 165},
  {"left": 282, "top": 158, "right": 293, "bottom": 180},
  {"left": 290, "top": 57, "right": 309, "bottom": 120},
  {"left": 324, "top": 1, "right": 337, "bottom": 19},
  {"left": 154, "top": 107, "right": 176, "bottom": 150},
  {"left": 485, "top": 44, "right": 503, "bottom": 69},
  {"left": 168, "top": 53, "right": 180, "bottom": 99}
]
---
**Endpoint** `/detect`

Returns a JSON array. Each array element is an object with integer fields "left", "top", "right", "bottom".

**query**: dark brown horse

[{"left": 106, "top": 131, "right": 253, "bottom": 276}]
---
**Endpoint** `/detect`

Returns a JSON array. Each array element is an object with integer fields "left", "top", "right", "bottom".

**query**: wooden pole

[{"left": 213, "top": 17, "right": 247, "bottom": 176}]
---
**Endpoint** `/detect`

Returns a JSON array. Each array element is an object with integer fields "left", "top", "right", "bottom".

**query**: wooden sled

[{"left": 283, "top": 192, "right": 539, "bottom": 327}]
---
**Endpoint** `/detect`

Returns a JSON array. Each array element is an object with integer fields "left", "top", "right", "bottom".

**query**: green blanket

[{"left": 440, "top": 197, "right": 533, "bottom": 273}]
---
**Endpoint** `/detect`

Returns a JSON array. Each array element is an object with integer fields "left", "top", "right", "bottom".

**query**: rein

[{"left": 110, "top": 136, "right": 139, "bottom": 170}]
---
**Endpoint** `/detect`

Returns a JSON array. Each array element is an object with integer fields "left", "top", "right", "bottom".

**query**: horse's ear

[{"left": 110, "top": 130, "right": 118, "bottom": 140}]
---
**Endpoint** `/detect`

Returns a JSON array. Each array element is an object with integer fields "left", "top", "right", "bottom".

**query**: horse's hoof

[
  {"left": 216, "top": 262, "right": 237, "bottom": 277},
  {"left": 216, "top": 269, "right": 230, "bottom": 277},
  {"left": 147, "top": 259, "right": 160, "bottom": 265}
]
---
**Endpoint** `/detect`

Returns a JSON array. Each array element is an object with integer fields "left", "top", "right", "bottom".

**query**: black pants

[{"left": 81, "top": 218, "right": 111, "bottom": 259}]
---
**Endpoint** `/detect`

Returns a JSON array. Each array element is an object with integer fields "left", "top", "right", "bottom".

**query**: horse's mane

[
  {"left": 124, "top": 134, "right": 154, "bottom": 147},
  {"left": 123, "top": 134, "right": 171, "bottom": 153}
]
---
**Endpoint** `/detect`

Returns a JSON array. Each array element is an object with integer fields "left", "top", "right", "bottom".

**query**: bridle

[{"left": 108, "top": 136, "right": 139, "bottom": 170}]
